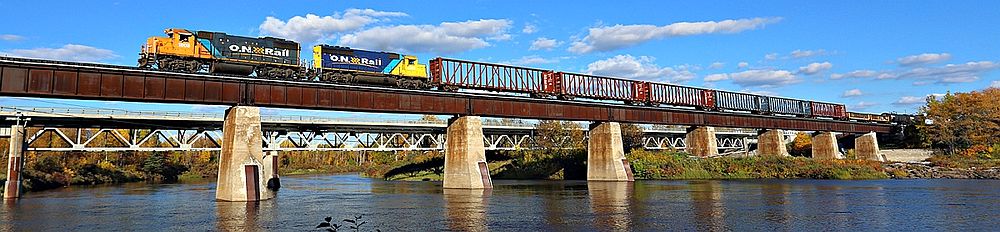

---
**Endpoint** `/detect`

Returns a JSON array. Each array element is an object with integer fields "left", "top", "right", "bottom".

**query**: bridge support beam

[
  {"left": 443, "top": 116, "right": 492, "bottom": 189},
  {"left": 4, "top": 125, "right": 25, "bottom": 199},
  {"left": 811, "top": 132, "right": 841, "bottom": 160},
  {"left": 587, "top": 122, "right": 634, "bottom": 181},
  {"left": 216, "top": 106, "right": 274, "bottom": 202},
  {"left": 757, "top": 129, "right": 789, "bottom": 157},
  {"left": 854, "top": 132, "right": 884, "bottom": 162},
  {"left": 685, "top": 126, "right": 718, "bottom": 157}
]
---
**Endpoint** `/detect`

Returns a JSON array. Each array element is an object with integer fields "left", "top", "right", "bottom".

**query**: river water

[{"left": 1, "top": 174, "right": 998, "bottom": 231}]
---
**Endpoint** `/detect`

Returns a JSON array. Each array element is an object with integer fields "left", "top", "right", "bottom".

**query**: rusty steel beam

[{"left": 0, "top": 58, "right": 893, "bottom": 133}]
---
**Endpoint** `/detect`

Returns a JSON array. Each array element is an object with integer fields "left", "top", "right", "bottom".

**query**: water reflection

[
  {"left": 443, "top": 188, "right": 491, "bottom": 231},
  {"left": 761, "top": 183, "right": 792, "bottom": 226},
  {"left": 0, "top": 175, "right": 997, "bottom": 231},
  {"left": 689, "top": 180, "right": 726, "bottom": 231},
  {"left": 215, "top": 200, "right": 280, "bottom": 231},
  {"left": 588, "top": 181, "right": 633, "bottom": 231}
]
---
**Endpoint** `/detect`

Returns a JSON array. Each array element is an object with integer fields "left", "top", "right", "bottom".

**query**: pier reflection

[
  {"left": 443, "top": 188, "right": 491, "bottom": 232},
  {"left": 689, "top": 180, "right": 726, "bottom": 231},
  {"left": 588, "top": 181, "right": 634, "bottom": 231}
]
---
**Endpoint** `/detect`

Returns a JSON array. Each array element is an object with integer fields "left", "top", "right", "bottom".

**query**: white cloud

[
  {"left": 191, "top": 104, "right": 228, "bottom": 112},
  {"left": 829, "top": 61, "right": 997, "bottom": 85},
  {"left": 737, "top": 62, "right": 749, "bottom": 69},
  {"left": 851, "top": 101, "right": 879, "bottom": 110},
  {"left": 0, "top": 34, "right": 24, "bottom": 41},
  {"left": 584, "top": 54, "right": 695, "bottom": 83},
  {"left": 522, "top": 23, "right": 537, "bottom": 34},
  {"left": 568, "top": 17, "right": 781, "bottom": 54},
  {"left": 992, "top": 80, "right": 1000, "bottom": 88},
  {"left": 893, "top": 96, "right": 925, "bottom": 105},
  {"left": 504, "top": 55, "right": 559, "bottom": 65},
  {"left": 339, "top": 19, "right": 513, "bottom": 54},
  {"left": 259, "top": 9, "right": 408, "bottom": 43},
  {"left": 798, "top": 62, "right": 833, "bottom": 75},
  {"left": 728, "top": 69, "right": 799, "bottom": 88},
  {"left": 764, "top": 53, "right": 779, "bottom": 60},
  {"left": 529, "top": 37, "right": 560, "bottom": 50},
  {"left": 790, "top": 49, "right": 826, "bottom": 59},
  {"left": 704, "top": 73, "right": 729, "bottom": 82},
  {"left": 830, "top": 69, "right": 878, "bottom": 79},
  {"left": 842, "top": 89, "right": 863, "bottom": 97},
  {"left": 708, "top": 62, "right": 724, "bottom": 69},
  {"left": 739, "top": 88, "right": 778, "bottom": 96},
  {"left": 897, "top": 53, "right": 951, "bottom": 66},
  {"left": 6, "top": 44, "right": 118, "bottom": 62},
  {"left": 897, "top": 61, "right": 997, "bottom": 83}
]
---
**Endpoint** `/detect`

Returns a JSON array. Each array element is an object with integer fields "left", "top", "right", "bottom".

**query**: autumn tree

[
  {"left": 788, "top": 132, "right": 812, "bottom": 157},
  {"left": 919, "top": 88, "right": 1000, "bottom": 154}
]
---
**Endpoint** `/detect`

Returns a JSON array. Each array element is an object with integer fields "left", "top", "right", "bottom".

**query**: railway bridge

[{"left": 0, "top": 57, "right": 893, "bottom": 201}]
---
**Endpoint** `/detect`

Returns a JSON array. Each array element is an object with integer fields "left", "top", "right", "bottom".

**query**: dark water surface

[{"left": 1, "top": 174, "right": 998, "bottom": 231}]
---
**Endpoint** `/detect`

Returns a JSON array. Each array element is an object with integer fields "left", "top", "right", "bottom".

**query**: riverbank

[{"left": 372, "top": 149, "right": 1000, "bottom": 181}]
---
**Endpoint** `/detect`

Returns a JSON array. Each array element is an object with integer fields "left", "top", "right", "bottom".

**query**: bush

[{"left": 627, "top": 150, "right": 887, "bottom": 180}]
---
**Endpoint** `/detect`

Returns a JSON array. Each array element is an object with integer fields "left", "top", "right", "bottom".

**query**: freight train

[{"left": 138, "top": 28, "right": 903, "bottom": 124}]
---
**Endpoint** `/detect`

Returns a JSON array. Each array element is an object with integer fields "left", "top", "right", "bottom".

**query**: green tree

[
  {"left": 620, "top": 123, "right": 644, "bottom": 150},
  {"left": 535, "top": 120, "right": 585, "bottom": 150},
  {"left": 141, "top": 153, "right": 188, "bottom": 182}
]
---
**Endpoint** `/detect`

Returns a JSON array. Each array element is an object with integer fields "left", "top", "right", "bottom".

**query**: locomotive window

[{"left": 179, "top": 34, "right": 191, "bottom": 43}]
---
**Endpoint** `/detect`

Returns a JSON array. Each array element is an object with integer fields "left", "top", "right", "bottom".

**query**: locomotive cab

[
  {"left": 393, "top": 55, "right": 427, "bottom": 78},
  {"left": 138, "top": 28, "right": 213, "bottom": 71}
]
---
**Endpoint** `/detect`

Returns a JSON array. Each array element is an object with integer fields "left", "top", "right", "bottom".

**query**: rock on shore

[{"left": 884, "top": 162, "right": 1000, "bottom": 179}]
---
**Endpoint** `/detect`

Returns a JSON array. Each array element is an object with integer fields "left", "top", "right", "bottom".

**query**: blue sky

[{"left": 1, "top": 0, "right": 998, "bottom": 118}]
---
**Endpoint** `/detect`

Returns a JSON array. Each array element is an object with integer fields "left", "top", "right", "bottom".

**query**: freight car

[
  {"left": 428, "top": 58, "right": 848, "bottom": 119},
  {"left": 847, "top": 112, "right": 891, "bottom": 123},
  {"left": 139, "top": 28, "right": 302, "bottom": 78},
  {"left": 312, "top": 45, "right": 429, "bottom": 89},
  {"left": 135, "top": 28, "right": 887, "bottom": 125}
]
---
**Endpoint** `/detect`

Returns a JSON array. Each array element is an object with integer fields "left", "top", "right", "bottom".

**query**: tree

[
  {"left": 620, "top": 123, "right": 644, "bottom": 150},
  {"left": 535, "top": 120, "right": 585, "bottom": 150},
  {"left": 788, "top": 132, "right": 812, "bottom": 157},
  {"left": 141, "top": 152, "right": 188, "bottom": 182},
  {"left": 419, "top": 115, "right": 443, "bottom": 123},
  {"left": 919, "top": 89, "right": 1000, "bottom": 154}
]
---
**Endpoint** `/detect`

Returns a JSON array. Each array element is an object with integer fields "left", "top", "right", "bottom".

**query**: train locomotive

[
  {"left": 138, "top": 28, "right": 903, "bottom": 124},
  {"left": 139, "top": 28, "right": 302, "bottom": 78}
]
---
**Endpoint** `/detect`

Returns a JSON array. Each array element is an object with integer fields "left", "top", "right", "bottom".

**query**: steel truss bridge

[{"left": 0, "top": 107, "right": 785, "bottom": 152}]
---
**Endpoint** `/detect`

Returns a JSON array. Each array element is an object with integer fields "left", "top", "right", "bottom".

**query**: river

[{"left": 1, "top": 174, "right": 998, "bottom": 231}]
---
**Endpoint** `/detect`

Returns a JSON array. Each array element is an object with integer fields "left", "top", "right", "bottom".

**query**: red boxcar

[
  {"left": 647, "top": 82, "right": 715, "bottom": 108},
  {"left": 811, "top": 101, "right": 847, "bottom": 119},
  {"left": 429, "top": 58, "right": 554, "bottom": 95}
]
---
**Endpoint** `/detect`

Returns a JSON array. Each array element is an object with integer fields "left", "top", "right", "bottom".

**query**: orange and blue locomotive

[{"left": 138, "top": 28, "right": 302, "bottom": 78}]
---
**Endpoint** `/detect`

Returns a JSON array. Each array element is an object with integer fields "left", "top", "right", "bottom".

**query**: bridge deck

[{"left": 0, "top": 57, "right": 893, "bottom": 133}]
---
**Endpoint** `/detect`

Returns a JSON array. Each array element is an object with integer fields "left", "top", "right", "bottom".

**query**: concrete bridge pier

[
  {"left": 685, "top": 126, "right": 718, "bottom": 157},
  {"left": 757, "top": 129, "right": 790, "bottom": 157},
  {"left": 4, "top": 125, "right": 25, "bottom": 199},
  {"left": 443, "top": 116, "right": 492, "bottom": 189},
  {"left": 216, "top": 106, "right": 274, "bottom": 201},
  {"left": 854, "top": 132, "right": 884, "bottom": 161},
  {"left": 811, "top": 132, "right": 841, "bottom": 160},
  {"left": 587, "top": 122, "right": 633, "bottom": 181}
]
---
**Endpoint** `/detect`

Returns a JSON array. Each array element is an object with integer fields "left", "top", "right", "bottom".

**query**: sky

[{"left": 0, "top": 0, "right": 998, "bottom": 119}]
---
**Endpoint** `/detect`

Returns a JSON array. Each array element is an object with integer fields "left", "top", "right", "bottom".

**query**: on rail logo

[
  {"left": 327, "top": 54, "right": 382, "bottom": 68},
  {"left": 227, "top": 44, "right": 290, "bottom": 57}
]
